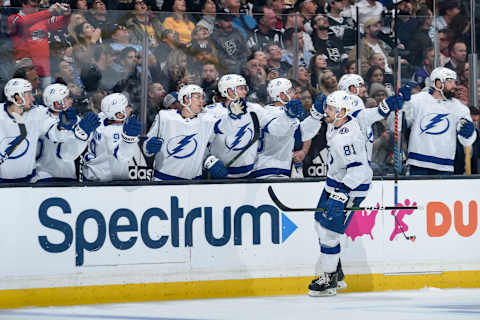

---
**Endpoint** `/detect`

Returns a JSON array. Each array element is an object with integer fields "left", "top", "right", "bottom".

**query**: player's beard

[{"left": 443, "top": 88, "right": 456, "bottom": 99}]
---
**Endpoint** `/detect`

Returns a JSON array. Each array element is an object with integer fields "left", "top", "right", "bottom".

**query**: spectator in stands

[
  {"left": 162, "top": 0, "right": 195, "bottom": 44},
  {"left": 311, "top": 14, "right": 347, "bottom": 78},
  {"left": 298, "top": 86, "right": 313, "bottom": 112},
  {"left": 155, "top": 29, "right": 181, "bottom": 63},
  {"left": 344, "top": 60, "right": 357, "bottom": 74},
  {"left": 269, "top": 0, "right": 287, "bottom": 30},
  {"left": 160, "top": 49, "right": 191, "bottom": 92},
  {"left": 317, "top": 69, "right": 337, "bottom": 95},
  {"left": 444, "top": 41, "right": 467, "bottom": 71},
  {"left": 219, "top": 0, "right": 257, "bottom": 39},
  {"left": 247, "top": 5, "right": 284, "bottom": 52},
  {"left": 354, "top": 0, "right": 384, "bottom": 32},
  {"left": 437, "top": 28, "right": 454, "bottom": 67},
  {"left": 369, "top": 82, "right": 389, "bottom": 105},
  {"left": 72, "top": 21, "right": 102, "bottom": 68},
  {"left": 201, "top": 62, "right": 219, "bottom": 103},
  {"left": 407, "top": 6, "right": 433, "bottom": 67},
  {"left": 298, "top": 0, "right": 318, "bottom": 34},
  {"left": 326, "top": 0, "right": 355, "bottom": 50},
  {"left": 53, "top": 59, "right": 77, "bottom": 86},
  {"left": 8, "top": 0, "right": 71, "bottom": 89},
  {"left": 253, "top": 50, "right": 269, "bottom": 69},
  {"left": 282, "top": 28, "right": 313, "bottom": 68},
  {"left": 395, "top": 0, "right": 416, "bottom": 48},
  {"left": 126, "top": 0, "right": 164, "bottom": 48},
  {"left": 283, "top": 8, "right": 314, "bottom": 53},
  {"left": 244, "top": 57, "right": 268, "bottom": 104},
  {"left": 67, "top": 12, "right": 87, "bottom": 43},
  {"left": 94, "top": 45, "right": 121, "bottom": 91},
  {"left": 309, "top": 53, "right": 328, "bottom": 89},
  {"left": 266, "top": 44, "right": 289, "bottom": 77},
  {"left": 163, "top": 91, "right": 180, "bottom": 110},
  {"left": 450, "top": 13, "right": 470, "bottom": 47},
  {"left": 429, "top": 0, "right": 460, "bottom": 42},
  {"left": 289, "top": 64, "right": 314, "bottom": 94},
  {"left": 348, "top": 18, "right": 394, "bottom": 77},
  {"left": 146, "top": 82, "right": 166, "bottom": 129},
  {"left": 454, "top": 61, "right": 469, "bottom": 105},
  {"left": 211, "top": 13, "right": 248, "bottom": 74},
  {"left": 84, "top": 0, "right": 111, "bottom": 37},
  {"left": 412, "top": 47, "right": 434, "bottom": 88},
  {"left": 196, "top": 0, "right": 216, "bottom": 35}
]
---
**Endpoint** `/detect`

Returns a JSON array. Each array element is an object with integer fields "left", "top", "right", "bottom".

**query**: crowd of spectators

[{"left": 1, "top": 0, "right": 479, "bottom": 178}]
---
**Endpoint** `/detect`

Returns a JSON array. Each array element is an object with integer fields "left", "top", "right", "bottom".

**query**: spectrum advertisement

[{"left": 0, "top": 179, "right": 479, "bottom": 290}]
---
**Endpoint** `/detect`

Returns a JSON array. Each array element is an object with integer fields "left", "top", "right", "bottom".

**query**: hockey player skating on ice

[
  {"left": 82, "top": 93, "right": 142, "bottom": 181},
  {"left": 403, "top": 66, "right": 477, "bottom": 175},
  {"left": 209, "top": 74, "right": 299, "bottom": 178},
  {"left": 0, "top": 79, "right": 82, "bottom": 182},
  {"left": 250, "top": 78, "right": 324, "bottom": 178},
  {"left": 143, "top": 84, "right": 228, "bottom": 180},
  {"left": 308, "top": 90, "right": 403, "bottom": 297},
  {"left": 34, "top": 83, "right": 100, "bottom": 182}
]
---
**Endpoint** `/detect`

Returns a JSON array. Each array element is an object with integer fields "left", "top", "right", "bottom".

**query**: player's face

[
  {"left": 443, "top": 78, "right": 457, "bottom": 98},
  {"left": 189, "top": 93, "right": 204, "bottom": 113},
  {"left": 21, "top": 91, "right": 34, "bottom": 112},
  {"left": 358, "top": 83, "right": 366, "bottom": 98},
  {"left": 325, "top": 105, "right": 337, "bottom": 123},
  {"left": 235, "top": 85, "right": 248, "bottom": 99}
]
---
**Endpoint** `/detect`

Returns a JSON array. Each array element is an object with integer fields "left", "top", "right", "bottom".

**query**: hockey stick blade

[
  {"left": 268, "top": 186, "right": 423, "bottom": 212},
  {"left": 225, "top": 111, "right": 260, "bottom": 168}
]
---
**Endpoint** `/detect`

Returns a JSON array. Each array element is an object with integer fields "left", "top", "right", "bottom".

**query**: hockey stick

[
  {"left": 267, "top": 186, "right": 422, "bottom": 212},
  {"left": 225, "top": 111, "right": 260, "bottom": 168},
  {"left": 0, "top": 112, "right": 27, "bottom": 166}
]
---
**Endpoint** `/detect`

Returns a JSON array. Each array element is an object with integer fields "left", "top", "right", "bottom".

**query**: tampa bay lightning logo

[
  {"left": 225, "top": 123, "right": 253, "bottom": 151},
  {"left": 420, "top": 113, "right": 450, "bottom": 135},
  {"left": 0, "top": 137, "right": 29, "bottom": 159},
  {"left": 166, "top": 134, "right": 198, "bottom": 159}
]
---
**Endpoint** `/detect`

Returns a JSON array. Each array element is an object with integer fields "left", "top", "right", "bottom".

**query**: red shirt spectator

[{"left": 8, "top": 0, "right": 71, "bottom": 79}]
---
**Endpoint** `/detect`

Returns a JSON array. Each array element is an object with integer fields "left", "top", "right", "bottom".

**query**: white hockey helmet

[
  {"left": 338, "top": 74, "right": 364, "bottom": 95},
  {"left": 218, "top": 74, "right": 248, "bottom": 99},
  {"left": 430, "top": 66, "right": 457, "bottom": 90},
  {"left": 4, "top": 78, "right": 33, "bottom": 106},
  {"left": 326, "top": 90, "right": 352, "bottom": 120},
  {"left": 101, "top": 93, "right": 128, "bottom": 121},
  {"left": 178, "top": 84, "right": 204, "bottom": 107},
  {"left": 267, "top": 78, "right": 293, "bottom": 104},
  {"left": 43, "top": 83, "right": 70, "bottom": 111}
]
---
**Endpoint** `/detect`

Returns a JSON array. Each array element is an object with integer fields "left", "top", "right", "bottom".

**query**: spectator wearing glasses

[
  {"left": 162, "top": 0, "right": 195, "bottom": 44},
  {"left": 8, "top": 0, "right": 72, "bottom": 89}
]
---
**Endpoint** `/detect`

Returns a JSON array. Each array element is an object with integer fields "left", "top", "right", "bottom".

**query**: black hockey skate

[
  {"left": 308, "top": 272, "right": 337, "bottom": 297},
  {"left": 336, "top": 259, "right": 347, "bottom": 290}
]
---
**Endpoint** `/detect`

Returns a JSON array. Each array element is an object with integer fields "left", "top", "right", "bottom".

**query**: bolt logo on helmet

[
  {"left": 267, "top": 78, "right": 293, "bottom": 104},
  {"left": 4, "top": 78, "right": 33, "bottom": 107},
  {"left": 218, "top": 74, "right": 248, "bottom": 100},
  {"left": 101, "top": 93, "right": 128, "bottom": 121},
  {"left": 43, "top": 84, "right": 70, "bottom": 111}
]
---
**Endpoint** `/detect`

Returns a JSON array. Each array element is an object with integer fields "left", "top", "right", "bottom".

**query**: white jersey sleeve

[{"left": 299, "top": 116, "right": 322, "bottom": 141}]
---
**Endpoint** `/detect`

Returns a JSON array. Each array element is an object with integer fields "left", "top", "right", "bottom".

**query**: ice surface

[{"left": 0, "top": 288, "right": 479, "bottom": 320}]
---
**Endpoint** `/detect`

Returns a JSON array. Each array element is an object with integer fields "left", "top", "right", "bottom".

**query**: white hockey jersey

[
  {"left": 204, "top": 102, "right": 228, "bottom": 119},
  {"left": 0, "top": 104, "right": 73, "bottom": 182},
  {"left": 348, "top": 94, "right": 384, "bottom": 162},
  {"left": 403, "top": 91, "right": 477, "bottom": 172},
  {"left": 251, "top": 104, "right": 321, "bottom": 178},
  {"left": 325, "top": 116, "right": 373, "bottom": 197},
  {"left": 210, "top": 102, "right": 298, "bottom": 178},
  {"left": 145, "top": 109, "right": 218, "bottom": 180},
  {"left": 82, "top": 119, "right": 139, "bottom": 181},
  {"left": 34, "top": 111, "right": 90, "bottom": 182}
]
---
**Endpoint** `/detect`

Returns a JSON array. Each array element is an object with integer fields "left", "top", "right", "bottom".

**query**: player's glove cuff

[
  {"left": 122, "top": 132, "right": 139, "bottom": 144},
  {"left": 330, "top": 189, "right": 349, "bottom": 203},
  {"left": 73, "top": 124, "right": 89, "bottom": 141}
]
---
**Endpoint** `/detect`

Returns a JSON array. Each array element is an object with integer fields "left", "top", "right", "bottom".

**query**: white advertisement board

[{"left": 0, "top": 179, "right": 479, "bottom": 290}]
